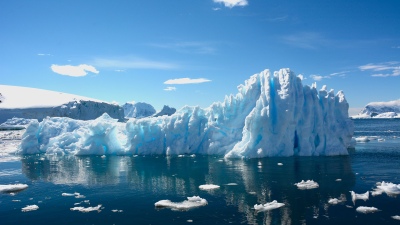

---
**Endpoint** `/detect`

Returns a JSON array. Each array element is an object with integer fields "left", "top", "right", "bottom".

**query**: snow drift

[{"left": 18, "top": 68, "right": 354, "bottom": 158}]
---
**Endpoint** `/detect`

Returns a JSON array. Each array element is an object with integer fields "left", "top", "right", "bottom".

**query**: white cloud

[
  {"left": 164, "top": 86, "right": 177, "bottom": 91},
  {"left": 310, "top": 74, "right": 330, "bottom": 81},
  {"left": 213, "top": 0, "right": 248, "bottom": 8},
  {"left": 164, "top": 78, "right": 211, "bottom": 85},
  {"left": 93, "top": 57, "right": 179, "bottom": 70},
  {"left": 359, "top": 61, "right": 400, "bottom": 77},
  {"left": 37, "top": 53, "right": 52, "bottom": 56},
  {"left": 50, "top": 64, "right": 99, "bottom": 77},
  {"left": 329, "top": 71, "right": 349, "bottom": 77}
]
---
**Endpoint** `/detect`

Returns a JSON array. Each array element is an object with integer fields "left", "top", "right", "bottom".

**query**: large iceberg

[
  {"left": 19, "top": 68, "right": 354, "bottom": 158},
  {"left": 352, "top": 99, "right": 400, "bottom": 118}
]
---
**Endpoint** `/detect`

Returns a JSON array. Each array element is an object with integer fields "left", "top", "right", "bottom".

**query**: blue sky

[{"left": 1, "top": 0, "right": 399, "bottom": 115}]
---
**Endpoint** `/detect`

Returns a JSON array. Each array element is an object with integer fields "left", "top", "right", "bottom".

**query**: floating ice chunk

[
  {"left": 21, "top": 205, "right": 39, "bottom": 212},
  {"left": 375, "top": 181, "right": 400, "bottom": 196},
  {"left": 111, "top": 209, "right": 123, "bottom": 213},
  {"left": 62, "top": 192, "right": 85, "bottom": 198},
  {"left": 0, "top": 184, "right": 28, "bottom": 192},
  {"left": 294, "top": 180, "right": 319, "bottom": 190},
  {"left": 225, "top": 183, "right": 238, "bottom": 186},
  {"left": 392, "top": 215, "right": 400, "bottom": 220},
  {"left": 187, "top": 219, "right": 193, "bottom": 222},
  {"left": 154, "top": 196, "right": 207, "bottom": 211},
  {"left": 277, "top": 163, "right": 283, "bottom": 166},
  {"left": 70, "top": 204, "right": 102, "bottom": 213},
  {"left": 378, "top": 138, "right": 385, "bottom": 142},
  {"left": 355, "top": 137, "right": 370, "bottom": 142},
  {"left": 350, "top": 191, "right": 369, "bottom": 204},
  {"left": 356, "top": 206, "right": 379, "bottom": 214},
  {"left": 254, "top": 200, "right": 285, "bottom": 212},
  {"left": 335, "top": 179, "right": 342, "bottom": 182},
  {"left": 199, "top": 184, "right": 220, "bottom": 190},
  {"left": 328, "top": 194, "right": 346, "bottom": 205}
]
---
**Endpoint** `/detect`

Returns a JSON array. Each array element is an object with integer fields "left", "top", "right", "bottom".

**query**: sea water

[{"left": 0, "top": 119, "right": 399, "bottom": 224}]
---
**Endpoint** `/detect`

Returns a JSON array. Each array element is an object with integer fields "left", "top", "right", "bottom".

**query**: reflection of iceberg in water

[{"left": 21, "top": 155, "right": 355, "bottom": 224}]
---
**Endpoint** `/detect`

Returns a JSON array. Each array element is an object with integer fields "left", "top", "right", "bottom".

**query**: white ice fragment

[
  {"left": 328, "top": 194, "right": 346, "bottom": 205},
  {"left": 70, "top": 204, "right": 102, "bottom": 213},
  {"left": 199, "top": 184, "right": 220, "bottom": 190},
  {"left": 0, "top": 184, "right": 28, "bottom": 192},
  {"left": 355, "top": 137, "right": 370, "bottom": 142},
  {"left": 335, "top": 179, "right": 342, "bottom": 182},
  {"left": 375, "top": 181, "right": 400, "bottom": 196},
  {"left": 21, "top": 205, "right": 39, "bottom": 212},
  {"left": 154, "top": 196, "right": 207, "bottom": 211},
  {"left": 350, "top": 191, "right": 369, "bottom": 204},
  {"left": 254, "top": 200, "right": 285, "bottom": 212},
  {"left": 12, "top": 200, "right": 21, "bottom": 202},
  {"left": 187, "top": 220, "right": 193, "bottom": 222},
  {"left": 294, "top": 180, "right": 319, "bottom": 190},
  {"left": 62, "top": 193, "right": 76, "bottom": 197},
  {"left": 111, "top": 209, "right": 123, "bottom": 213},
  {"left": 277, "top": 163, "right": 283, "bottom": 166},
  {"left": 392, "top": 215, "right": 400, "bottom": 220},
  {"left": 225, "top": 183, "right": 238, "bottom": 186},
  {"left": 356, "top": 206, "right": 379, "bottom": 214}
]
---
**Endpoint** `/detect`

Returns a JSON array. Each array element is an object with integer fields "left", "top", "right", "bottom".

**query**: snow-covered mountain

[
  {"left": 0, "top": 85, "right": 124, "bottom": 123},
  {"left": 352, "top": 99, "right": 400, "bottom": 118},
  {"left": 122, "top": 102, "right": 156, "bottom": 118},
  {"left": 153, "top": 105, "right": 176, "bottom": 117},
  {"left": 19, "top": 68, "right": 354, "bottom": 158}
]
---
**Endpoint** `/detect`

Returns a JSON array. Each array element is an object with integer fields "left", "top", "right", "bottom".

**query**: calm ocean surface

[{"left": 0, "top": 119, "right": 399, "bottom": 225}]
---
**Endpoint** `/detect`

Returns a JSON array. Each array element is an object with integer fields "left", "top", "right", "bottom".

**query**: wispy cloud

[
  {"left": 309, "top": 70, "right": 349, "bottom": 81},
  {"left": 37, "top": 53, "right": 52, "bottom": 56},
  {"left": 282, "top": 32, "right": 329, "bottom": 49},
  {"left": 392, "top": 46, "right": 400, "bottom": 49},
  {"left": 93, "top": 57, "right": 179, "bottom": 70},
  {"left": 50, "top": 64, "right": 99, "bottom": 77},
  {"left": 164, "top": 78, "right": 211, "bottom": 85},
  {"left": 164, "top": 86, "right": 177, "bottom": 91},
  {"left": 310, "top": 75, "right": 330, "bottom": 81},
  {"left": 213, "top": 0, "right": 248, "bottom": 8},
  {"left": 359, "top": 61, "right": 400, "bottom": 77},
  {"left": 264, "top": 15, "right": 289, "bottom": 22},
  {"left": 149, "top": 42, "right": 216, "bottom": 54}
]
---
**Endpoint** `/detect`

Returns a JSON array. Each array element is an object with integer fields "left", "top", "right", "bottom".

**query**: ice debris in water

[
  {"left": 392, "top": 215, "right": 400, "bottom": 220},
  {"left": 254, "top": 200, "right": 285, "bottom": 212},
  {"left": 328, "top": 194, "right": 346, "bottom": 205},
  {"left": 199, "top": 184, "right": 220, "bottom": 190},
  {"left": 111, "top": 209, "right": 123, "bottom": 213},
  {"left": 350, "top": 191, "right": 369, "bottom": 204},
  {"left": 0, "top": 184, "right": 28, "bottom": 193},
  {"left": 70, "top": 204, "right": 102, "bottom": 213},
  {"left": 277, "top": 163, "right": 283, "bottom": 166},
  {"left": 373, "top": 181, "right": 400, "bottom": 196},
  {"left": 294, "top": 180, "right": 319, "bottom": 190},
  {"left": 21, "top": 205, "right": 39, "bottom": 212},
  {"left": 62, "top": 192, "right": 85, "bottom": 198},
  {"left": 356, "top": 206, "right": 379, "bottom": 214},
  {"left": 154, "top": 196, "right": 208, "bottom": 211},
  {"left": 18, "top": 68, "right": 354, "bottom": 158}
]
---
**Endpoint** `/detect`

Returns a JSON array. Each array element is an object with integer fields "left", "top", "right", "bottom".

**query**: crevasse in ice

[{"left": 19, "top": 68, "right": 354, "bottom": 158}]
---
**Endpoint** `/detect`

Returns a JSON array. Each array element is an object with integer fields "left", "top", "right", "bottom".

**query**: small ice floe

[
  {"left": 12, "top": 200, "right": 21, "bottom": 202},
  {"left": 254, "top": 200, "right": 285, "bottom": 212},
  {"left": 199, "top": 184, "right": 220, "bottom": 190},
  {"left": 335, "top": 179, "right": 342, "bottom": 182},
  {"left": 350, "top": 191, "right": 369, "bottom": 204},
  {"left": 392, "top": 215, "right": 400, "bottom": 220},
  {"left": 111, "top": 209, "right": 123, "bottom": 213},
  {"left": 0, "top": 184, "right": 28, "bottom": 193},
  {"left": 154, "top": 196, "right": 207, "bottom": 211},
  {"left": 70, "top": 204, "right": 102, "bottom": 213},
  {"left": 374, "top": 181, "right": 400, "bottom": 196},
  {"left": 187, "top": 219, "right": 193, "bottom": 222},
  {"left": 355, "top": 137, "right": 370, "bottom": 142},
  {"left": 294, "top": 180, "right": 319, "bottom": 190},
  {"left": 378, "top": 138, "right": 385, "bottom": 142},
  {"left": 101, "top": 155, "right": 106, "bottom": 158},
  {"left": 62, "top": 192, "right": 85, "bottom": 198},
  {"left": 277, "top": 163, "right": 283, "bottom": 166},
  {"left": 328, "top": 194, "right": 346, "bottom": 205},
  {"left": 225, "top": 183, "right": 238, "bottom": 186},
  {"left": 21, "top": 205, "right": 39, "bottom": 212},
  {"left": 356, "top": 206, "right": 379, "bottom": 214}
]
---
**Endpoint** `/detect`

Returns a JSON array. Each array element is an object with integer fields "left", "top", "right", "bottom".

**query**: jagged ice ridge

[{"left": 18, "top": 68, "right": 354, "bottom": 158}]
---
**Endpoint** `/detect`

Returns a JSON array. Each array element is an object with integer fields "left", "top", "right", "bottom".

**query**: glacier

[{"left": 18, "top": 68, "right": 354, "bottom": 158}]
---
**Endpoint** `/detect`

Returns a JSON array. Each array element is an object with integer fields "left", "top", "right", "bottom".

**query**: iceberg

[
  {"left": 18, "top": 69, "right": 354, "bottom": 158},
  {"left": 21, "top": 205, "right": 39, "bottom": 212},
  {"left": 254, "top": 200, "right": 285, "bottom": 212},
  {"left": 375, "top": 181, "right": 400, "bottom": 196},
  {"left": 154, "top": 196, "right": 208, "bottom": 211},
  {"left": 356, "top": 206, "right": 379, "bottom": 214},
  {"left": 353, "top": 99, "right": 400, "bottom": 118},
  {"left": 199, "top": 184, "right": 220, "bottom": 190},
  {"left": 0, "top": 184, "right": 28, "bottom": 192},
  {"left": 70, "top": 204, "right": 102, "bottom": 213},
  {"left": 350, "top": 191, "right": 369, "bottom": 204},
  {"left": 294, "top": 180, "right": 319, "bottom": 190}
]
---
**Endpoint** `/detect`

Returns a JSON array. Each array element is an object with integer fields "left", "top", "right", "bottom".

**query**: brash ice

[{"left": 19, "top": 69, "right": 354, "bottom": 158}]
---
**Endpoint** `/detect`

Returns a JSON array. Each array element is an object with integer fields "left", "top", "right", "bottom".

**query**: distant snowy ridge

[
  {"left": 19, "top": 68, "right": 354, "bottom": 158},
  {"left": 353, "top": 99, "right": 400, "bottom": 118},
  {"left": 122, "top": 102, "right": 156, "bottom": 118},
  {"left": 0, "top": 85, "right": 124, "bottom": 123},
  {"left": 153, "top": 105, "right": 176, "bottom": 117}
]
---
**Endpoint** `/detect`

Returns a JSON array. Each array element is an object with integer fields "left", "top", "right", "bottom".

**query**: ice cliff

[
  {"left": 352, "top": 99, "right": 400, "bottom": 118},
  {"left": 0, "top": 85, "right": 124, "bottom": 122},
  {"left": 19, "top": 68, "right": 354, "bottom": 158}
]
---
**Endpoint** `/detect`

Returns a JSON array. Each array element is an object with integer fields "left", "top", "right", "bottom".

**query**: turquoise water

[{"left": 0, "top": 119, "right": 399, "bottom": 224}]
